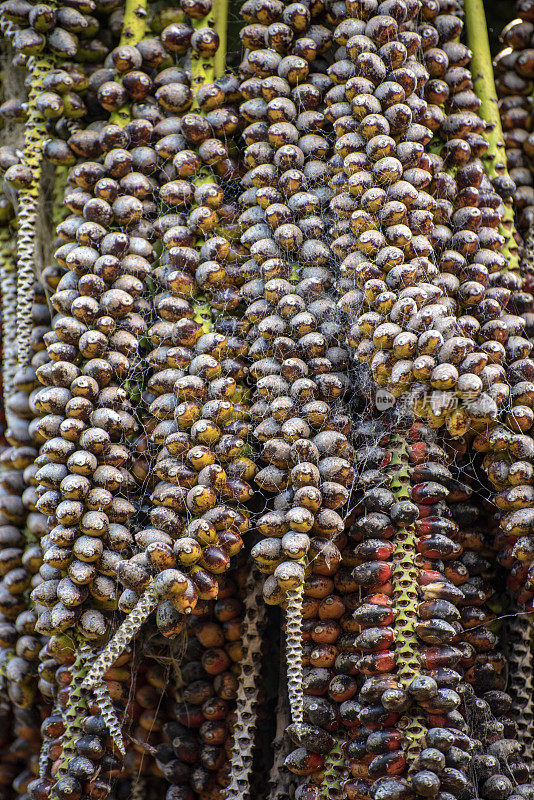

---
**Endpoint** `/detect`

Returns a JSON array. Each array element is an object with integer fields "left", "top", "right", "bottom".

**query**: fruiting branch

[
  {"left": 82, "top": 589, "right": 157, "bottom": 690},
  {"left": 465, "top": 0, "right": 519, "bottom": 269},
  {"left": 285, "top": 586, "right": 304, "bottom": 730}
]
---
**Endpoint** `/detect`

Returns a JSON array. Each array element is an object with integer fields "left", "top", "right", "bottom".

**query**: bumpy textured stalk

[
  {"left": 321, "top": 741, "right": 344, "bottom": 799},
  {"left": 83, "top": 589, "right": 157, "bottom": 690},
  {"left": 39, "top": 726, "right": 51, "bottom": 779},
  {"left": 389, "top": 437, "right": 426, "bottom": 766},
  {"left": 285, "top": 587, "right": 304, "bottom": 729},
  {"left": 524, "top": 221, "right": 534, "bottom": 275},
  {"left": 52, "top": 643, "right": 92, "bottom": 797},
  {"left": 465, "top": 0, "right": 519, "bottom": 270},
  {"left": 0, "top": 14, "right": 15, "bottom": 39},
  {"left": 51, "top": 166, "right": 69, "bottom": 228},
  {"left": 0, "top": 228, "right": 17, "bottom": 402},
  {"left": 16, "top": 58, "right": 50, "bottom": 368},
  {"left": 0, "top": 648, "right": 8, "bottom": 693},
  {"left": 225, "top": 568, "right": 265, "bottom": 800},
  {"left": 116, "top": 0, "right": 147, "bottom": 46},
  {"left": 267, "top": 668, "right": 292, "bottom": 800},
  {"left": 389, "top": 444, "right": 420, "bottom": 686}
]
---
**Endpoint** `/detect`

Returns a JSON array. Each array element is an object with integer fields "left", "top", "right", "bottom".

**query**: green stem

[
  {"left": 213, "top": 0, "right": 228, "bottom": 78},
  {"left": 110, "top": 0, "right": 148, "bottom": 126},
  {"left": 464, "top": 0, "right": 519, "bottom": 270},
  {"left": 16, "top": 57, "right": 51, "bottom": 368},
  {"left": 463, "top": 0, "right": 502, "bottom": 140},
  {"left": 190, "top": 11, "right": 217, "bottom": 110},
  {"left": 51, "top": 642, "right": 93, "bottom": 800},
  {"left": 118, "top": 0, "right": 147, "bottom": 45}
]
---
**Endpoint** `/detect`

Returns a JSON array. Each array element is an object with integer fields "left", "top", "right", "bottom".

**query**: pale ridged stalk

[
  {"left": 0, "top": 13, "right": 15, "bottom": 39},
  {"left": 285, "top": 587, "right": 304, "bottom": 729},
  {"left": 38, "top": 737, "right": 50, "bottom": 779},
  {"left": 82, "top": 589, "right": 157, "bottom": 690},
  {"left": 16, "top": 191, "right": 39, "bottom": 368},
  {"left": 267, "top": 663, "right": 292, "bottom": 800},
  {"left": 93, "top": 681, "right": 126, "bottom": 755},
  {"left": 0, "top": 228, "right": 17, "bottom": 402},
  {"left": 131, "top": 777, "right": 146, "bottom": 800},
  {"left": 225, "top": 568, "right": 266, "bottom": 800}
]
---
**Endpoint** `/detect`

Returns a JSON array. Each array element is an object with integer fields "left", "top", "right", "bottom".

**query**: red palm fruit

[
  {"left": 357, "top": 653, "right": 397, "bottom": 675},
  {"left": 355, "top": 627, "right": 396, "bottom": 652},
  {"left": 368, "top": 752, "right": 407, "bottom": 777},
  {"left": 352, "top": 562, "right": 393, "bottom": 588},
  {"left": 354, "top": 541, "right": 395, "bottom": 562},
  {"left": 415, "top": 517, "right": 459, "bottom": 537},
  {"left": 418, "top": 570, "right": 447, "bottom": 585},
  {"left": 284, "top": 747, "right": 324, "bottom": 775},
  {"left": 420, "top": 646, "right": 462, "bottom": 669},
  {"left": 358, "top": 706, "right": 400, "bottom": 730},
  {"left": 417, "top": 534, "right": 462, "bottom": 559}
]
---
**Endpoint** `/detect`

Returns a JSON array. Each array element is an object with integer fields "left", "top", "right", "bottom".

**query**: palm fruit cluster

[
  {"left": 155, "top": 565, "right": 261, "bottom": 800},
  {"left": 3, "top": 0, "right": 534, "bottom": 798}
]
